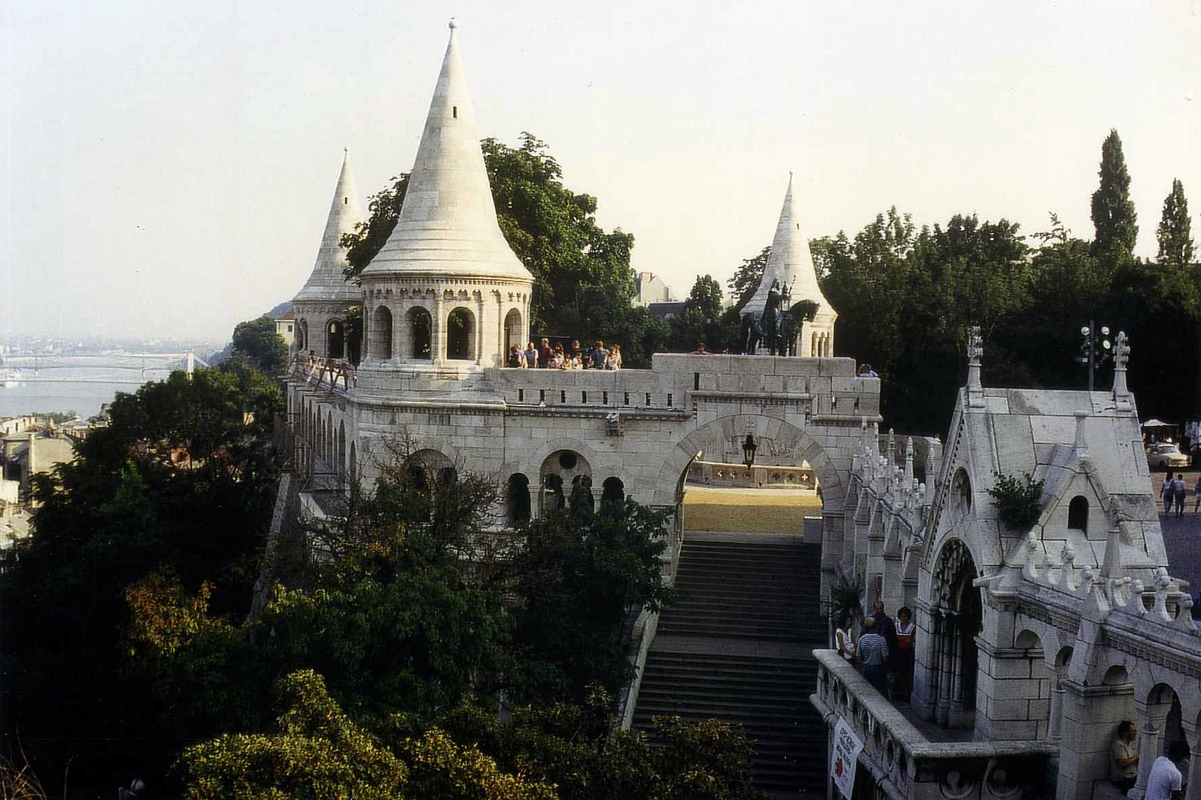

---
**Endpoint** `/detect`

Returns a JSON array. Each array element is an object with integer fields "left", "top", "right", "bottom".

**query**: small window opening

[
  {"left": 344, "top": 196, "right": 348, "bottom": 205},
  {"left": 624, "top": 392, "right": 630, "bottom": 406},
  {"left": 453, "top": 106, "right": 458, "bottom": 118},
  {"left": 560, "top": 390, "right": 566, "bottom": 404},
  {"left": 645, "top": 393, "right": 651, "bottom": 406},
  {"left": 667, "top": 393, "right": 673, "bottom": 406},
  {"left": 582, "top": 391, "right": 588, "bottom": 404},
  {"left": 539, "top": 389, "right": 545, "bottom": 403},
  {"left": 694, "top": 373, "right": 700, "bottom": 390},
  {"left": 518, "top": 389, "right": 524, "bottom": 403},
  {"left": 603, "top": 391, "right": 608, "bottom": 405},
  {"left": 1068, "top": 495, "right": 1089, "bottom": 533}
]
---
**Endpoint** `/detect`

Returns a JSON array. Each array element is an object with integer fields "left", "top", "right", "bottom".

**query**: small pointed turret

[
  {"left": 294, "top": 150, "right": 364, "bottom": 304},
  {"left": 744, "top": 173, "right": 831, "bottom": 315},
  {"left": 362, "top": 20, "right": 532, "bottom": 281}
]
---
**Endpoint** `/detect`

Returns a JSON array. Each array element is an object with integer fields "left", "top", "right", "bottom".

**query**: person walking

[
  {"left": 894, "top": 607, "right": 916, "bottom": 700},
  {"left": 1164, "top": 474, "right": 1175, "bottom": 515},
  {"left": 1173, "top": 473, "right": 1188, "bottom": 517},
  {"left": 857, "top": 617, "right": 889, "bottom": 695},
  {"left": 1146, "top": 740, "right": 1189, "bottom": 800},
  {"left": 1193, "top": 475, "right": 1201, "bottom": 513}
]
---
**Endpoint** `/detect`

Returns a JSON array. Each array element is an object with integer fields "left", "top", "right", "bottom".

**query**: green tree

[
  {"left": 232, "top": 315, "right": 290, "bottom": 373},
  {"left": 669, "top": 275, "right": 728, "bottom": 352},
  {"left": 1156, "top": 178, "right": 1195, "bottom": 266},
  {"left": 1, "top": 365, "right": 282, "bottom": 793},
  {"left": 1091, "top": 129, "right": 1138, "bottom": 265},
  {"left": 727, "top": 246, "right": 770, "bottom": 312},
  {"left": 509, "top": 500, "right": 676, "bottom": 703}
]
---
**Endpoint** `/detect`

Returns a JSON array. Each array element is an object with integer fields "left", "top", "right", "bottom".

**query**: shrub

[{"left": 987, "top": 471, "right": 1045, "bottom": 529}]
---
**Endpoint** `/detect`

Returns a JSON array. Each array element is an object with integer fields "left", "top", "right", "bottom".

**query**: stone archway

[
  {"left": 651, "top": 414, "right": 846, "bottom": 514},
  {"left": 928, "top": 537, "right": 982, "bottom": 728}
]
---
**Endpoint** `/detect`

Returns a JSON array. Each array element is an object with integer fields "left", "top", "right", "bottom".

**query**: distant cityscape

[{"left": 0, "top": 334, "right": 226, "bottom": 359}]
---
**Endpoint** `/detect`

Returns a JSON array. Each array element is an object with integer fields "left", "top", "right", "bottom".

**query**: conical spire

[
  {"left": 294, "top": 149, "right": 364, "bottom": 303},
  {"left": 743, "top": 173, "right": 831, "bottom": 315},
  {"left": 362, "top": 20, "right": 532, "bottom": 282}
]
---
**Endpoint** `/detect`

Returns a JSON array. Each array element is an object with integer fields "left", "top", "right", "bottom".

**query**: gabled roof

[
  {"left": 743, "top": 173, "right": 832, "bottom": 316},
  {"left": 361, "top": 21, "right": 532, "bottom": 283},
  {"left": 294, "top": 151, "right": 364, "bottom": 304}
]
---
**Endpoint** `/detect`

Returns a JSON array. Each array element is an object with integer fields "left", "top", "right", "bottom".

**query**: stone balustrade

[
  {"left": 686, "top": 459, "right": 816, "bottom": 490},
  {"left": 811, "top": 650, "right": 1055, "bottom": 800}
]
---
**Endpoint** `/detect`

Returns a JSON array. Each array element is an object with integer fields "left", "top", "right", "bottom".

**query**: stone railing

[
  {"left": 810, "top": 651, "right": 1055, "bottom": 800},
  {"left": 292, "top": 355, "right": 356, "bottom": 391},
  {"left": 685, "top": 459, "right": 816, "bottom": 490}
]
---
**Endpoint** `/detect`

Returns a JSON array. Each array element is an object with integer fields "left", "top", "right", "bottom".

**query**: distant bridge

[{"left": 1, "top": 353, "right": 210, "bottom": 384}]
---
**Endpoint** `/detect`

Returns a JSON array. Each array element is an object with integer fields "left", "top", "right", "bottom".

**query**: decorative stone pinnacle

[
  {"left": 449, "top": 17, "right": 458, "bottom": 29},
  {"left": 966, "top": 325, "right": 984, "bottom": 396},
  {"left": 1112, "top": 331, "right": 1131, "bottom": 401}
]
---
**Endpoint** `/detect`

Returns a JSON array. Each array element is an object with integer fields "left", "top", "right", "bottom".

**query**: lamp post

[{"left": 1078, "top": 322, "right": 1111, "bottom": 393}]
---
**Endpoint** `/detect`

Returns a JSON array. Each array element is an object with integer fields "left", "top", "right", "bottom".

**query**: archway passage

[
  {"left": 508, "top": 473, "right": 531, "bottom": 524},
  {"left": 930, "top": 537, "right": 981, "bottom": 728},
  {"left": 504, "top": 309, "right": 523, "bottom": 357},
  {"left": 601, "top": 477, "right": 625, "bottom": 513},
  {"left": 409, "top": 308, "right": 432, "bottom": 360},
  {"left": 446, "top": 308, "right": 475, "bottom": 361},
  {"left": 372, "top": 306, "right": 393, "bottom": 360},
  {"left": 327, "top": 320, "right": 345, "bottom": 360}
]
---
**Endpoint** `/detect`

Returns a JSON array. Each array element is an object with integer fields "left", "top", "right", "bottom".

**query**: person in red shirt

[{"left": 894, "top": 606, "right": 916, "bottom": 701}]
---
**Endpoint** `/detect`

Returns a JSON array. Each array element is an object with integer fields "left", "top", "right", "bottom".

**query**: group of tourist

[
  {"left": 1161, "top": 473, "right": 1201, "bottom": 516},
  {"left": 834, "top": 601, "right": 915, "bottom": 700},
  {"left": 507, "top": 339, "right": 622, "bottom": 371},
  {"left": 1112, "top": 720, "right": 1191, "bottom": 799}
]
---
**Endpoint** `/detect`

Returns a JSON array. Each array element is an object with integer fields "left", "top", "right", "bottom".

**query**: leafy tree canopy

[
  {"left": 727, "top": 246, "right": 770, "bottom": 312},
  {"left": 1156, "top": 178, "right": 1195, "bottom": 266},
  {"left": 232, "top": 315, "right": 290, "bottom": 373},
  {"left": 1091, "top": 129, "right": 1138, "bottom": 265}
]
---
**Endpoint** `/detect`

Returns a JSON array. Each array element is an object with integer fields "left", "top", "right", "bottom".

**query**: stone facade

[{"left": 812, "top": 331, "right": 1201, "bottom": 800}]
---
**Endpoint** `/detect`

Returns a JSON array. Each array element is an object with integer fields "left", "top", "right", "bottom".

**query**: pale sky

[{"left": 3, "top": 1, "right": 1200, "bottom": 341}]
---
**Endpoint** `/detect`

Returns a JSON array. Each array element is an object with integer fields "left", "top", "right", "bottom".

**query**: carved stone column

[
  {"left": 1048, "top": 677, "right": 1065, "bottom": 742},
  {"left": 1130, "top": 703, "right": 1170, "bottom": 800}
]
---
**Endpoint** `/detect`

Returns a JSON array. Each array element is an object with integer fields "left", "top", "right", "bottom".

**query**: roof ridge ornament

[
  {"left": 966, "top": 326, "right": 985, "bottom": 408},
  {"left": 1112, "top": 331, "right": 1132, "bottom": 410}
]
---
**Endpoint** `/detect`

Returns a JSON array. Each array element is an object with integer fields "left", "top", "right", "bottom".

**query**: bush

[{"left": 987, "top": 471, "right": 1045, "bottom": 529}]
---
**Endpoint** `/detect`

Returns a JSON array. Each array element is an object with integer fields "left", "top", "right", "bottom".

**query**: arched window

[
  {"left": 508, "top": 473, "right": 531, "bottom": 524},
  {"left": 1068, "top": 495, "right": 1088, "bottom": 532},
  {"left": 327, "top": 320, "right": 345, "bottom": 360},
  {"left": 446, "top": 307, "right": 476, "bottom": 361},
  {"left": 504, "top": 309, "right": 523, "bottom": 356},
  {"left": 601, "top": 477, "right": 625, "bottom": 513},
  {"left": 409, "top": 308, "right": 432, "bottom": 360},
  {"left": 372, "top": 306, "right": 393, "bottom": 360}
]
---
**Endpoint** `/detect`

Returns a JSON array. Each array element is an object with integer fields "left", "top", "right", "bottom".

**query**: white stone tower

[
  {"left": 358, "top": 20, "right": 534, "bottom": 371},
  {"left": 743, "top": 174, "right": 836, "bottom": 357},
  {"left": 291, "top": 150, "right": 364, "bottom": 360}
]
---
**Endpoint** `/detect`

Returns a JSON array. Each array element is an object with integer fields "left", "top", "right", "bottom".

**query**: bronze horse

[{"left": 740, "top": 282, "right": 783, "bottom": 354}]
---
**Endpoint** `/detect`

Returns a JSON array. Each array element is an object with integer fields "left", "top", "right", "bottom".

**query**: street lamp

[
  {"left": 742, "top": 434, "right": 758, "bottom": 468},
  {"left": 1078, "top": 323, "right": 1111, "bottom": 392}
]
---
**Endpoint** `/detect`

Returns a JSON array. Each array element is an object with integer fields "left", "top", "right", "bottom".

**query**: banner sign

[{"left": 831, "top": 717, "right": 864, "bottom": 799}]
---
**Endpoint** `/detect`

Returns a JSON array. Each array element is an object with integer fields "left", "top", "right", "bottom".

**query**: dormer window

[{"left": 1068, "top": 496, "right": 1088, "bottom": 533}]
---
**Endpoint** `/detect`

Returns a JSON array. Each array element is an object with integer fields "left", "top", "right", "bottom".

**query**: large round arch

[
  {"left": 327, "top": 319, "right": 345, "bottom": 360},
  {"left": 649, "top": 414, "right": 846, "bottom": 513},
  {"left": 446, "top": 307, "right": 476, "bottom": 361},
  {"left": 371, "top": 306, "right": 393, "bottom": 360},
  {"left": 928, "top": 536, "right": 982, "bottom": 728}
]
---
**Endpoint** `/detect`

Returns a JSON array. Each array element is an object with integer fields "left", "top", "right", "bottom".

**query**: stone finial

[
  {"left": 1112, "top": 331, "right": 1131, "bottom": 402},
  {"left": 1101, "top": 506, "right": 1123, "bottom": 579},
  {"left": 1056, "top": 543, "right": 1078, "bottom": 591},
  {"left": 1129, "top": 579, "right": 1147, "bottom": 616},
  {"left": 1022, "top": 531, "right": 1041, "bottom": 581},
  {"left": 904, "top": 437, "right": 914, "bottom": 485},
  {"left": 966, "top": 326, "right": 984, "bottom": 403},
  {"left": 1074, "top": 411, "right": 1091, "bottom": 467}
]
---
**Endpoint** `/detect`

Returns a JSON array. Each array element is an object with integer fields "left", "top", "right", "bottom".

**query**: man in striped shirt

[{"left": 857, "top": 617, "right": 889, "bottom": 695}]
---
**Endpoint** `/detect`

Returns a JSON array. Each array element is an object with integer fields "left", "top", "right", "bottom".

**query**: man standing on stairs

[{"left": 857, "top": 618, "right": 889, "bottom": 695}]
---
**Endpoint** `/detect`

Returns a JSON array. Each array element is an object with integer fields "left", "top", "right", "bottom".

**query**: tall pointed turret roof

[
  {"left": 362, "top": 20, "right": 532, "bottom": 282},
  {"left": 744, "top": 173, "right": 831, "bottom": 315},
  {"left": 294, "top": 150, "right": 364, "bottom": 304}
]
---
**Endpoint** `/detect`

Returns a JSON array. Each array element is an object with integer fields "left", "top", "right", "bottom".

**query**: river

[{"left": 0, "top": 356, "right": 180, "bottom": 418}]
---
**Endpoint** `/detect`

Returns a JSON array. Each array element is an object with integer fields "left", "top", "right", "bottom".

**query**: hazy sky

[{"left": 3, "top": 1, "right": 1200, "bottom": 341}]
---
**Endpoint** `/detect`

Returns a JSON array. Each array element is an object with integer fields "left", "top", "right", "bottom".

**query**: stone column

[
  {"left": 1184, "top": 722, "right": 1201, "bottom": 800},
  {"left": 433, "top": 295, "right": 445, "bottom": 365},
  {"left": 1048, "top": 676, "right": 1065, "bottom": 742},
  {"left": 1130, "top": 703, "right": 1170, "bottom": 800}
]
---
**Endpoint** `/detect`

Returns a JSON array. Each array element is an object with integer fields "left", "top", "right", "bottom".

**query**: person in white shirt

[{"left": 1147, "top": 740, "right": 1189, "bottom": 800}]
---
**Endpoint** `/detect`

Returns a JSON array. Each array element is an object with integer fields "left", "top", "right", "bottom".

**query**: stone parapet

[{"left": 811, "top": 650, "right": 1056, "bottom": 800}]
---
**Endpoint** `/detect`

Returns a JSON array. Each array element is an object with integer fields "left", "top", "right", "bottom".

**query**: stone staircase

[{"left": 631, "top": 531, "right": 828, "bottom": 796}]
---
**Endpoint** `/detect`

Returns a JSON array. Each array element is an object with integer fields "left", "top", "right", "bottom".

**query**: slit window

[
  {"left": 453, "top": 106, "right": 458, "bottom": 118},
  {"left": 561, "top": 390, "right": 566, "bottom": 404},
  {"left": 624, "top": 392, "right": 630, "bottom": 406},
  {"left": 645, "top": 393, "right": 651, "bottom": 406},
  {"left": 694, "top": 373, "right": 700, "bottom": 390},
  {"left": 603, "top": 391, "right": 608, "bottom": 405},
  {"left": 582, "top": 391, "right": 588, "bottom": 404},
  {"left": 667, "top": 393, "right": 673, "bottom": 406},
  {"left": 539, "top": 389, "right": 545, "bottom": 403},
  {"left": 518, "top": 389, "right": 524, "bottom": 403}
]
